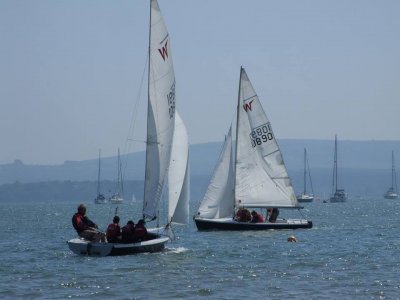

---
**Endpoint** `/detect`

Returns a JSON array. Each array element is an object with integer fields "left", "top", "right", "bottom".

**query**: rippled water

[{"left": 1, "top": 197, "right": 399, "bottom": 299}]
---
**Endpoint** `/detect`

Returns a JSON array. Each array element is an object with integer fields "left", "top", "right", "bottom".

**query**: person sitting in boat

[
  {"left": 72, "top": 203, "right": 106, "bottom": 242},
  {"left": 106, "top": 216, "right": 122, "bottom": 243},
  {"left": 268, "top": 208, "right": 280, "bottom": 223},
  {"left": 121, "top": 220, "right": 135, "bottom": 243},
  {"left": 250, "top": 210, "right": 264, "bottom": 223},
  {"left": 235, "top": 208, "right": 251, "bottom": 222},
  {"left": 133, "top": 219, "right": 148, "bottom": 241}
]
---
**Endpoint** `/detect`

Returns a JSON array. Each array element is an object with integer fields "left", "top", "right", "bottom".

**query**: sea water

[{"left": 0, "top": 197, "right": 399, "bottom": 299}]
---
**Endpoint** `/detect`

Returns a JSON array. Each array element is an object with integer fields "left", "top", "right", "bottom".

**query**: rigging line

[
  {"left": 122, "top": 53, "right": 149, "bottom": 179},
  {"left": 306, "top": 151, "right": 315, "bottom": 195}
]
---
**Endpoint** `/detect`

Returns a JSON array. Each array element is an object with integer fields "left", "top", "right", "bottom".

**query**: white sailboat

[
  {"left": 109, "top": 148, "right": 124, "bottom": 204},
  {"left": 384, "top": 151, "right": 398, "bottom": 199},
  {"left": 330, "top": 134, "right": 347, "bottom": 202},
  {"left": 194, "top": 67, "right": 312, "bottom": 230},
  {"left": 68, "top": 0, "right": 189, "bottom": 256},
  {"left": 94, "top": 149, "right": 107, "bottom": 204},
  {"left": 297, "top": 148, "right": 314, "bottom": 202}
]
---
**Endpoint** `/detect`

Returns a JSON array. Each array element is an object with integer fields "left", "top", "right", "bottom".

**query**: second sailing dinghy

[
  {"left": 194, "top": 67, "right": 312, "bottom": 230},
  {"left": 68, "top": 0, "right": 189, "bottom": 256}
]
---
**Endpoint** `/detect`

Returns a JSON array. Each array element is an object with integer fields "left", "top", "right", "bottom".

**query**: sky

[{"left": 0, "top": 0, "right": 399, "bottom": 165}]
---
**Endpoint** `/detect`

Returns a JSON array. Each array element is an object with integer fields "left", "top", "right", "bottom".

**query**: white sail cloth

[
  {"left": 168, "top": 112, "right": 190, "bottom": 224},
  {"left": 197, "top": 126, "right": 235, "bottom": 219},
  {"left": 143, "top": 0, "right": 177, "bottom": 219},
  {"left": 235, "top": 68, "right": 297, "bottom": 208}
]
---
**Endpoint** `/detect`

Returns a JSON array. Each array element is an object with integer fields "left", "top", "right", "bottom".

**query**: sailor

[
  {"left": 134, "top": 219, "right": 148, "bottom": 241},
  {"left": 250, "top": 210, "right": 264, "bottom": 223},
  {"left": 72, "top": 203, "right": 106, "bottom": 242},
  {"left": 121, "top": 220, "right": 135, "bottom": 243},
  {"left": 106, "top": 216, "right": 122, "bottom": 243},
  {"left": 268, "top": 208, "right": 280, "bottom": 223}
]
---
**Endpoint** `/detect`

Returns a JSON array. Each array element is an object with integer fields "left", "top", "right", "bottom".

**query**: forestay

[{"left": 235, "top": 68, "right": 297, "bottom": 208}]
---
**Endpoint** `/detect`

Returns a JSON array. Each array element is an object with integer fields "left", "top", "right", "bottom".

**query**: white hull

[
  {"left": 109, "top": 195, "right": 124, "bottom": 204},
  {"left": 384, "top": 191, "right": 398, "bottom": 199},
  {"left": 195, "top": 217, "right": 312, "bottom": 231},
  {"left": 67, "top": 235, "right": 169, "bottom": 256},
  {"left": 296, "top": 194, "right": 314, "bottom": 202},
  {"left": 94, "top": 195, "right": 107, "bottom": 204}
]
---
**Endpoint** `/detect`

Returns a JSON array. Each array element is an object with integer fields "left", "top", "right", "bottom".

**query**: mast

[
  {"left": 118, "top": 148, "right": 123, "bottom": 195},
  {"left": 143, "top": 0, "right": 152, "bottom": 218},
  {"left": 233, "top": 67, "right": 242, "bottom": 213},
  {"left": 306, "top": 149, "right": 314, "bottom": 196},
  {"left": 391, "top": 150, "right": 395, "bottom": 190},
  {"left": 392, "top": 150, "right": 397, "bottom": 192},
  {"left": 303, "top": 148, "right": 307, "bottom": 195},
  {"left": 97, "top": 149, "right": 101, "bottom": 195},
  {"left": 332, "top": 134, "right": 338, "bottom": 195}
]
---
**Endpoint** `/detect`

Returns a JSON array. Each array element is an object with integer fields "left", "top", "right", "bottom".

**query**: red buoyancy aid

[
  {"left": 106, "top": 223, "right": 121, "bottom": 240},
  {"left": 257, "top": 212, "right": 264, "bottom": 223},
  {"left": 134, "top": 225, "right": 147, "bottom": 239},
  {"left": 72, "top": 213, "right": 87, "bottom": 233}
]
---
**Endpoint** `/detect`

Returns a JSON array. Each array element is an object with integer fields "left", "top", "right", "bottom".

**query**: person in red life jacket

[
  {"left": 72, "top": 203, "right": 106, "bottom": 242},
  {"left": 235, "top": 208, "right": 251, "bottom": 222},
  {"left": 133, "top": 219, "right": 148, "bottom": 242},
  {"left": 106, "top": 216, "right": 122, "bottom": 243},
  {"left": 250, "top": 210, "right": 264, "bottom": 223},
  {"left": 121, "top": 220, "right": 135, "bottom": 243}
]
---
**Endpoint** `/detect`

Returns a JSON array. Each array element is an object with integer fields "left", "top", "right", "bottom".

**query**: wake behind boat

[
  {"left": 194, "top": 67, "right": 312, "bottom": 231},
  {"left": 68, "top": 0, "right": 189, "bottom": 256}
]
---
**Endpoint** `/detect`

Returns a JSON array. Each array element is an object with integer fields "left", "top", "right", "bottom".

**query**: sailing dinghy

[
  {"left": 194, "top": 67, "right": 312, "bottom": 231},
  {"left": 68, "top": 0, "right": 189, "bottom": 256}
]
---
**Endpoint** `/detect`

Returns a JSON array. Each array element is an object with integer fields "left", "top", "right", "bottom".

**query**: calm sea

[{"left": 0, "top": 196, "right": 399, "bottom": 299}]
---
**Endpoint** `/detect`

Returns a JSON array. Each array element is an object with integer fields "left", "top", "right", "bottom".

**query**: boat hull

[
  {"left": 384, "top": 193, "right": 398, "bottom": 199},
  {"left": 67, "top": 233, "right": 169, "bottom": 256},
  {"left": 194, "top": 217, "right": 313, "bottom": 231},
  {"left": 297, "top": 195, "right": 314, "bottom": 203}
]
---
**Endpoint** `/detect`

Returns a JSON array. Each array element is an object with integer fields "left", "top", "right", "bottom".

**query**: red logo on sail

[
  {"left": 243, "top": 100, "right": 254, "bottom": 112},
  {"left": 158, "top": 40, "right": 169, "bottom": 61}
]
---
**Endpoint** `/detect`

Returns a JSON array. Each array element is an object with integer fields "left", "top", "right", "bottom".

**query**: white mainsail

[
  {"left": 197, "top": 126, "right": 235, "bottom": 219},
  {"left": 235, "top": 67, "right": 297, "bottom": 208},
  {"left": 143, "top": 0, "right": 177, "bottom": 219},
  {"left": 168, "top": 112, "right": 190, "bottom": 224}
]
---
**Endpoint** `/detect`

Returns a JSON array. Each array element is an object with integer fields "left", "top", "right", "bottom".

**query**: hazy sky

[{"left": 1, "top": 0, "right": 399, "bottom": 165}]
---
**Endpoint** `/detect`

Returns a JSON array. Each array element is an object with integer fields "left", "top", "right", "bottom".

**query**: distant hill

[
  {"left": 0, "top": 139, "right": 399, "bottom": 202},
  {"left": 1, "top": 139, "right": 400, "bottom": 184}
]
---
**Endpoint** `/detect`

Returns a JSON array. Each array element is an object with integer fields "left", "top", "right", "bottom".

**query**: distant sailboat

[
  {"left": 297, "top": 148, "right": 314, "bottom": 203},
  {"left": 330, "top": 134, "right": 347, "bottom": 202},
  {"left": 194, "top": 67, "right": 312, "bottom": 231},
  {"left": 109, "top": 148, "right": 124, "bottom": 204},
  {"left": 68, "top": 0, "right": 189, "bottom": 256},
  {"left": 94, "top": 149, "right": 107, "bottom": 204},
  {"left": 384, "top": 151, "right": 398, "bottom": 199}
]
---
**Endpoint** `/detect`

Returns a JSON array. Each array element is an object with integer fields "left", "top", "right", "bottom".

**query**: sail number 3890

[{"left": 250, "top": 123, "right": 274, "bottom": 148}]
